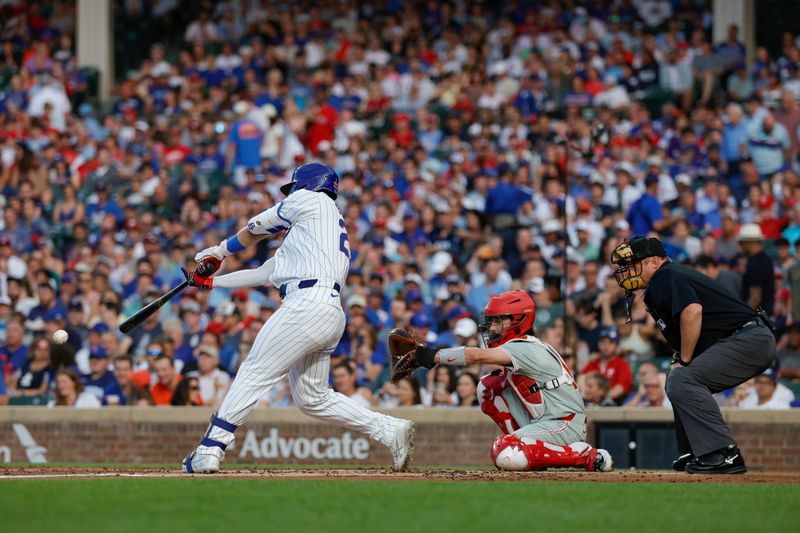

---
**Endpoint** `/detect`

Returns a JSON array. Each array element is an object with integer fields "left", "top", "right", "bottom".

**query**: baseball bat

[
  {"left": 119, "top": 257, "right": 221, "bottom": 334},
  {"left": 119, "top": 280, "right": 187, "bottom": 334}
]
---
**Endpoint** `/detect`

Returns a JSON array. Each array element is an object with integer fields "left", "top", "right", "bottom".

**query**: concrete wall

[{"left": 0, "top": 408, "right": 798, "bottom": 470}]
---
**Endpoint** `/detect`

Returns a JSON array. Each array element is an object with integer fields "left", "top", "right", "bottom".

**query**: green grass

[{"left": 0, "top": 479, "right": 797, "bottom": 533}]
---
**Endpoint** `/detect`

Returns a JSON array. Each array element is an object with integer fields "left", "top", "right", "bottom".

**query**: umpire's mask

[{"left": 610, "top": 237, "right": 667, "bottom": 292}]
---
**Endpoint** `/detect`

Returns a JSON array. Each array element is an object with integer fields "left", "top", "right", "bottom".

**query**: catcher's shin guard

[
  {"left": 479, "top": 372, "right": 520, "bottom": 435},
  {"left": 491, "top": 435, "right": 597, "bottom": 471}
]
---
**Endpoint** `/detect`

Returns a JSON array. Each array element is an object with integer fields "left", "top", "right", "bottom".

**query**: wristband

[
  {"left": 438, "top": 346, "right": 467, "bottom": 366},
  {"left": 671, "top": 353, "right": 690, "bottom": 366},
  {"left": 415, "top": 346, "right": 438, "bottom": 369},
  {"left": 223, "top": 234, "right": 246, "bottom": 254}
]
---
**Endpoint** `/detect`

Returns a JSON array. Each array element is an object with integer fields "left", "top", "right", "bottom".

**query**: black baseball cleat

[
  {"left": 685, "top": 445, "right": 747, "bottom": 475},
  {"left": 672, "top": 452, "right": 694, "bottom": 472}
]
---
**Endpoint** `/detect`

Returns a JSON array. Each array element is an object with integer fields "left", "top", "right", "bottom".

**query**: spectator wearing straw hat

[{"left": 737, "top": 223, "right": 775, "bottom": 316}]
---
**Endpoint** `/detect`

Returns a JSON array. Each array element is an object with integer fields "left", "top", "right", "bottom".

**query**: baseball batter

[
  {"left": 395, "top": 290, "right": 612, "bottom": 472},
  {"left": 181, "top": 162, "right": 414, "bottom": 473}
]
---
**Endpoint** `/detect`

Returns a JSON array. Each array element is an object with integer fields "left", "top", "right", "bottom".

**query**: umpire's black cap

[{"left": 629, "top": 236, "right": 667, "bottom": 261}]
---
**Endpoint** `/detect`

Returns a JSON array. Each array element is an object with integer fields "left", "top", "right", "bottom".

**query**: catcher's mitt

[{"left": 388, "top": 328, "right": 437, "bottom": 383}]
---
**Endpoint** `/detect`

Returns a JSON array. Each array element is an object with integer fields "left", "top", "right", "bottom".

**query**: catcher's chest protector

[
  {"left": 507, "top": 373, "right": 546, "bottom": 419},
  {"left": 505, "top": 336, "right": 577, "bottom": 421}
]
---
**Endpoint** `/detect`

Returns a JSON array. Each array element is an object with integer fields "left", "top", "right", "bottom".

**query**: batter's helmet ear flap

[{"left": 280, "top": 181, "right": 295, "bottom": 195}]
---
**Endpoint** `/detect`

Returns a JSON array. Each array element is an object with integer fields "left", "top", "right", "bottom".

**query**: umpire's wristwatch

[{"left": 671, "top": 353, "right": 690, "bottom": 366}]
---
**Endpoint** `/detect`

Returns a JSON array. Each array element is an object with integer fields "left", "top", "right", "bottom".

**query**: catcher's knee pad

[
  {"left": 491, "top": 435, "right": 595, "bottom": 472},
  {"left": 491, "top": 434, "right": 533, "bottom": 471}
]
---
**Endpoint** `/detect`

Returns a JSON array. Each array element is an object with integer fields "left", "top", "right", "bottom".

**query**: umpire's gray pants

[{"left": 665, "top": 324, "right": 775, "bottom": 457}]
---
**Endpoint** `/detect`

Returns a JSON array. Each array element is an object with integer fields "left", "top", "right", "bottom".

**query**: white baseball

[{"left": 53, "top": 329, "right": 69, "bottom": 344}]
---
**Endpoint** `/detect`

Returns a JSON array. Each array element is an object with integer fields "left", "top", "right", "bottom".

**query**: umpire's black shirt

[{"left": 642, "top": 262, "right": 759, "bottom": 358}]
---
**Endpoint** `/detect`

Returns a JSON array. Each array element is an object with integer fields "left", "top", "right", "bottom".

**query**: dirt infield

[{"left": 1, "top": 466, "right": 799, "bottom": 483}]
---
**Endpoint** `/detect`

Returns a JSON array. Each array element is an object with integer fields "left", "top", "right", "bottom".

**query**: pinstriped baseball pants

[{"left": 204, "top": 288, "right": 400, "bottom": 449}]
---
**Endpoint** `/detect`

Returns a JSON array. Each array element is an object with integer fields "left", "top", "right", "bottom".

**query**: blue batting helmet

[{"left": 280, "top": 162, "right": 339, "bottom": 199}]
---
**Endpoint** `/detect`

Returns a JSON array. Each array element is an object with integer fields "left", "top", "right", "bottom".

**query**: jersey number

[{"left": 339, "top": 219, "right": 351, "bottom": 259}]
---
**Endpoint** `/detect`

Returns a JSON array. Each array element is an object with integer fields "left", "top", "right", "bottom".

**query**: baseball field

[{"left": 1, "top": 466, "right": 799, "bottom": 533}]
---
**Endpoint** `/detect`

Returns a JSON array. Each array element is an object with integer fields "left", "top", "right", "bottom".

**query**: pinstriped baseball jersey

[
  {"left": 499, "top": 337, "right": 585, "bottom": 425},
  {"left": 198, "top": 188, "right": 407, "bottom": 461},
  {"left": 246, "top": 189, "right": 350, "bottom": 288}
]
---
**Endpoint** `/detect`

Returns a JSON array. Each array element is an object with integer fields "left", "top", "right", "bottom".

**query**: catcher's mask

[
  {"left": 478, "top": 290, "right": 535, "bottom": 348},
  {"left": 610, "top": 237, "right": 667, "bottom": 292}
]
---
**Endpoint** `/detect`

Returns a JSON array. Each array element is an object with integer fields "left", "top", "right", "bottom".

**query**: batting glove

[
  {"left": 182, "top": 268, "right": 214, "bottom": 291},
  {"left": 194, "top": 244, "right": 227, "bottom": 263},
  {"left": 196, "top": 256, "right": 222, "bottom": 276}
]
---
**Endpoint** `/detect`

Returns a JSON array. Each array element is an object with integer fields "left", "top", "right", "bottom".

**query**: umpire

[{"left": 610, "top": 236, "right": 775, "bottom": 474}]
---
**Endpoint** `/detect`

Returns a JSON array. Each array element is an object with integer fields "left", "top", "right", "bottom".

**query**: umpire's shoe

[
  {"left": 672, "top": 452, "right": 694, "bottom": 472},
  {"left": 685, "top": 445, "right": 746, "bottom": 475}
]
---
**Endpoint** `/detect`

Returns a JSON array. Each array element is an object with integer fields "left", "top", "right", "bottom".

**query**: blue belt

[{"left": 279, "top": 279, "right": 341, "bottom": 298}]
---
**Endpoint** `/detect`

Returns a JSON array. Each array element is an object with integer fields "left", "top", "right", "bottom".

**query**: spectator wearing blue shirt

[
  {"left": 26, "top": 282, "right": 65, "bottom": 326},
  {"left": 0, "top": 318, "right": 28, "bottom": 374},
  {"left": 721, "top": 103, "right": 750, "bottom": 166},
  {"left": 747, "top": 113, "right": 791, "bottom": 177},
  {"left": 485, "top": 165, "right": 533, "bottom": 231},
  {"left": 14, "top": 337, "right": 53, "bottom": 401},
  {"left": 391, "top": 212, "right": 429, "bottom": 252},
  {"left": 85, "top": 184, "right": 124, "bottom": 231},
  {"left": 626, "top": 174, "right": 666, "bottom": 235},
  {"left": 80, "top": 347, "right": 125, "bottom": 405},
  {"left": 466, "top": 258, "right": 513, "bottom": 316},
  {"left": 226, "top": 101, "right": 264, "bottom": 187}
]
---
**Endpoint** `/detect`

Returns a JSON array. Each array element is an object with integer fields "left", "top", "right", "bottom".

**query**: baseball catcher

[{"left": 389, "top": 290, "right": 612, "bottom": 472}]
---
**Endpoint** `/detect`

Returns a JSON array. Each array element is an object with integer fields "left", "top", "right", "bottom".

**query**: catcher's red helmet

[{"left": 479, "top": 290, "right": 536, "bottom": 348}]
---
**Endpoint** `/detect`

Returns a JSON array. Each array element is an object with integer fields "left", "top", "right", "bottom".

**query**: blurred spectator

[
  {"left": 151, "top": 355, "right": 181, "bottom": 406},
  {"left": 380, "top": 375, "right": 422, "bottom": 408},
  {"left": 426, "top": 365, "right": 458, "bottom": 407},
  {"left": 11, "top": 336, "right": 53, "bottom": 400},
  {"left": 776, "top": 323, "right": 800, "bottom": 380},
  {"left": 624, "top": 361, "right": 660, "bottom": 404},
  {"left": 1, "top": 316, "right": 28, "bottom": 375},
  {"left": 113, "top": 355, "right": 153, "bottom": 406},
  {"left": 695, "top": 255, "right": 742, "bottom": 298},
  {"left": 196, "top": 345, "right": 230, "bottom": 408},
  {"left": 738, "top": 372, "right": 792, "bottom": 409},
  {"left": 581, "top": 327, "right": 633, "bottom": 405},
  {"left": 332, "top": 361, "right": 373, "bottom": 409},
  {"left": 747, "top": 114, "right": 791, "bottom": 178},
  {"left": 627, "top": 174, "right": 666, "bottom": 235},
  {"left": 170, "top": 374, "right": 204, "bottom": 406},
  {"left": 455, "top": 372, "right": 479, "bottom": 407},
  {"left": 50, "top": 369, "right": 101, "bottom": 408},
  {"left": 626, "top": 372, "right": 671, "bottom": 408},
  {"left": 581, "top": 372, "right": 616, "bottom": 407},
  {"left": 80, "top": 346, "right": 123, "bottom": 405},
  {"left": 738, "top": 224, "right": 775, "bottom": 315}
]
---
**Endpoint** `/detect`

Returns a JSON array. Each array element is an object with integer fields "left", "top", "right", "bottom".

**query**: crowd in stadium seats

[{"left": 1, "top": 0, "right": 799, "bottom": 410}]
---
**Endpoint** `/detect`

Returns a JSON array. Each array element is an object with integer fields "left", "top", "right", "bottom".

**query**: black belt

[
  {"left": 733, "top": 318, "right": 764, "bottom": 335},
  {"left": 279, "top": 279, "right": 341, "bottom": 298}
]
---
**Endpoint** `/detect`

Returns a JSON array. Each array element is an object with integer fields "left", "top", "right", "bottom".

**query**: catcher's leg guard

[
  {"left": 479, "top": 372, "right": 520, "bottom": 435},
  {"left": 491, "top": 435, "right": 597, "bottom": 471}
]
